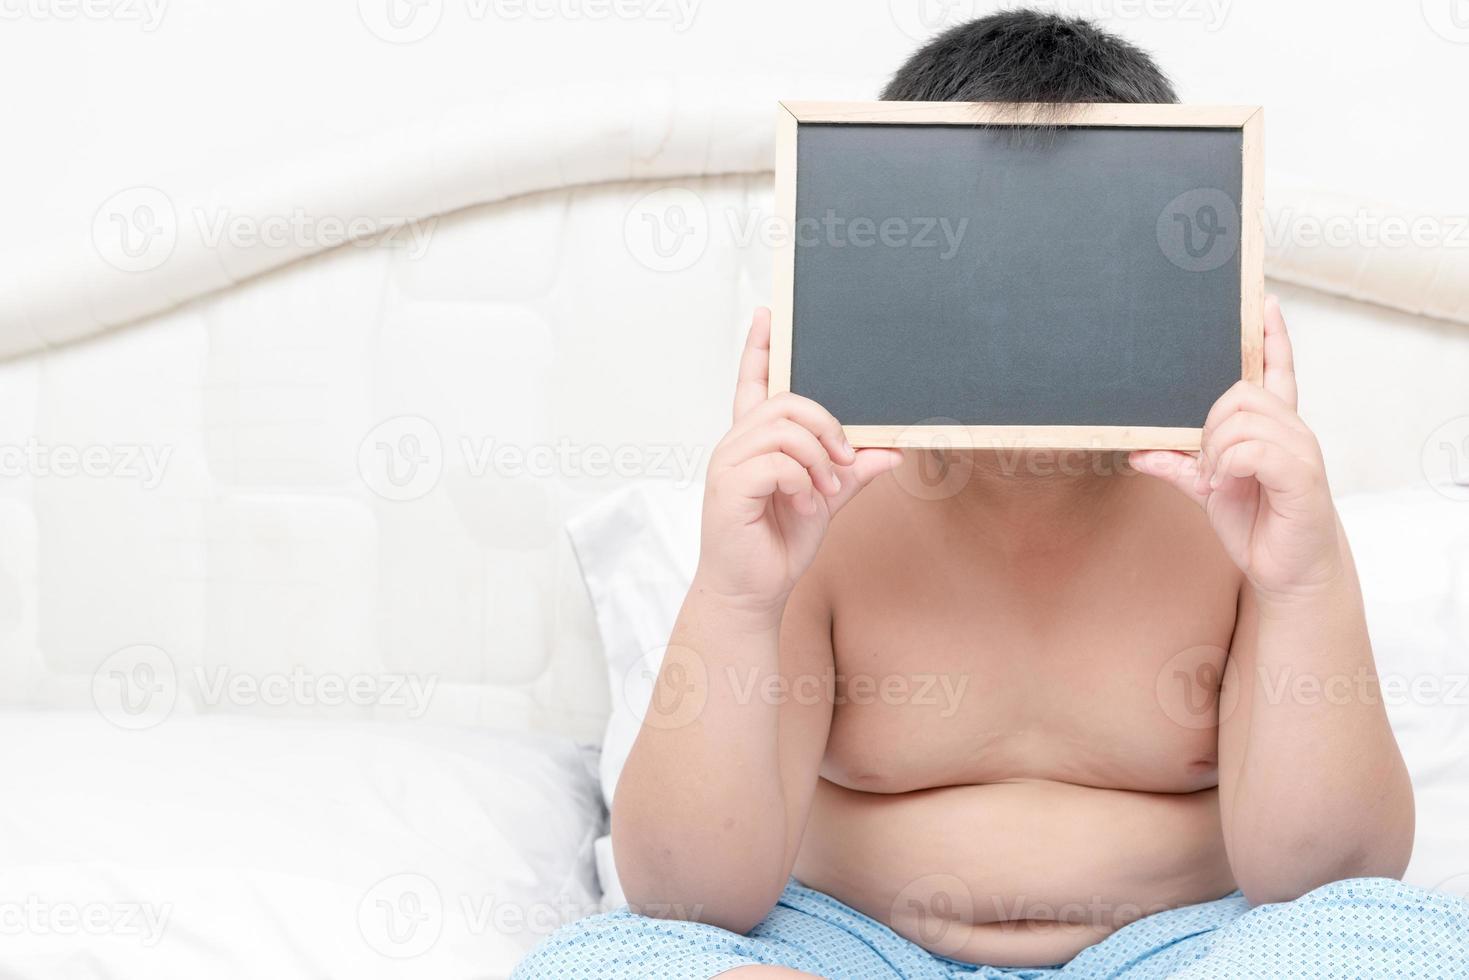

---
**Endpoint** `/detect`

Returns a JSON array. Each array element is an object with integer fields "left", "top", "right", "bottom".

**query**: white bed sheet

[{"left": 0, "top": 713, "right": 603, "bottom": 979}]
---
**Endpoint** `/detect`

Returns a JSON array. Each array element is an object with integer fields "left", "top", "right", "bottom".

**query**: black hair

[{"left": 881, "top": 10, "right": 1177, "bottom": 105}]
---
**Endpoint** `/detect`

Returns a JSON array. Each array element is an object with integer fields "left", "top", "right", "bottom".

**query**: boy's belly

[
  {"left": 795, "top": 459, "right": 1246, "bottom": 965},
  {"left": 793, "top": 778, "right": 1236, "bottom": 968}
]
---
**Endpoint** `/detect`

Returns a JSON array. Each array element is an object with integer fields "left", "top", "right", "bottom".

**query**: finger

[
  {"left": 1262, "top": 295, "right": 1298, "bottom": 410},
  {"left": 732, "top": 308, "right": 772, "bottom": 422},
  {"left": 733, "top": 392, "right": 855, "bottom": 467},
  {"left": 1202, "top": 380, "right": 1305, "bottom": 448},
  {"left": 1128, "top": 450, "right": 1208, "bottom": 508},
  {"left": 723, "top": 418, "right": 841, "bottom": 496},
  {"left": 1200, "top": 411, "right": 1316, "bottom": 486},
  {"left": 1213, "top": 440, "right": 1314, "bottom": 497},
  {"left": 723, "top": 452, "right": 816, "bottom": 519},
  {"left": 826, "top": 449, "right": 904, "bottom": 517}
]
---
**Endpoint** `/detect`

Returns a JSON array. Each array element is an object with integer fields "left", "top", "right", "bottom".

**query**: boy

[{"left": 518, "top": 11, "right": 1467, "bottom": 978}]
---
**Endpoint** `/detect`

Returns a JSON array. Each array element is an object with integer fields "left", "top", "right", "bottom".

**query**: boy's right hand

[{"left": 695, "top": 308, "right": 903, "bottom": 620}]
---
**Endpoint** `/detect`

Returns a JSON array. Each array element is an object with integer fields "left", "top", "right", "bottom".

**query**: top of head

[{"left": 881, "top": 9, "right": 1178, "bottom": 109}]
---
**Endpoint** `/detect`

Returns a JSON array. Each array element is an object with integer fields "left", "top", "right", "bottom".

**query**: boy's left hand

[{"left": 1130, "top": 296, "right": 1345, "bottom": 602}]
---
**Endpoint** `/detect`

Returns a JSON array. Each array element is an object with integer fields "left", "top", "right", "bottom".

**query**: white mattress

[{"left": 0, "top": 713, "right": 602, "bottom": 979}]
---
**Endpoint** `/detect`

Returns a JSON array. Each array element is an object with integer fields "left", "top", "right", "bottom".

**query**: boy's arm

[
  {"left": 1131, "top": 296, "right": 1414, "bottom": 905},
  {"left": 612, "top": 309, "right": 901, "bottom": 933},
  {"left": 612, "top": 567, "right": 837, "bottom": 933},
  {"left": 1214, "top": 541, "right": 1413, "bottom": 904}
]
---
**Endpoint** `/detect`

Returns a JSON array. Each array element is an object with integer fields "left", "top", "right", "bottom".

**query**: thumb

[
  {"left": 827, "top": 448, "right": 903, "bottom": 516},
  {"left": 1129, "top": 450, "right": 1208, "bottom": 508}
]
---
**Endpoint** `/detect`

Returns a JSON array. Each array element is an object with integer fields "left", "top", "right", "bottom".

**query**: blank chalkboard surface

[{"left": 769, "top": 101, "right": 1264, "bottom": 450}]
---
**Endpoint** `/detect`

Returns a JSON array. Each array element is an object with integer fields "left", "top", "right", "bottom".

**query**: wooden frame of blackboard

[{"left": 769, "top": 100, "right": 1265, "bottom": 452}]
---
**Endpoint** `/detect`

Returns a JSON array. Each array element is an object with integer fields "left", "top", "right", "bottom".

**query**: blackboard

[{"left": 769, "top": 102, "right": 1264, "bottom": 450}]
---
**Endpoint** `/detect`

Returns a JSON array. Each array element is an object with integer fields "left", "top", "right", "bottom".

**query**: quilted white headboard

[{"left": 3, "top": 80, "right": 1467, "bottom": 741}]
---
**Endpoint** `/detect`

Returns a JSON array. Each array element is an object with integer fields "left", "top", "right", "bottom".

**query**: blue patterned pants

[{"left": 514, "top": 877, "right": 1469, "bottom": 978}]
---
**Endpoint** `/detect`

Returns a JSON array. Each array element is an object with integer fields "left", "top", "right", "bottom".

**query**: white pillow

[
  {"left": 571, "top": 482, "right": 1469, "bottom": 902},
  {"left": 0, "top": 713, "right": 603, "bottom": 979},
  {"left": 1335, "top": 489, "right": 1469, "bottom": 895},
  {"left": 566, "top": 481, "right": 704, "bottom": 907}
]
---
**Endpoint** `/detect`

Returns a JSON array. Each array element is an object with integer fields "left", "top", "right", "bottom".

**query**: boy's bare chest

[{"left": 817, "top": 519, "right": 1241, "bottom": 796}]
